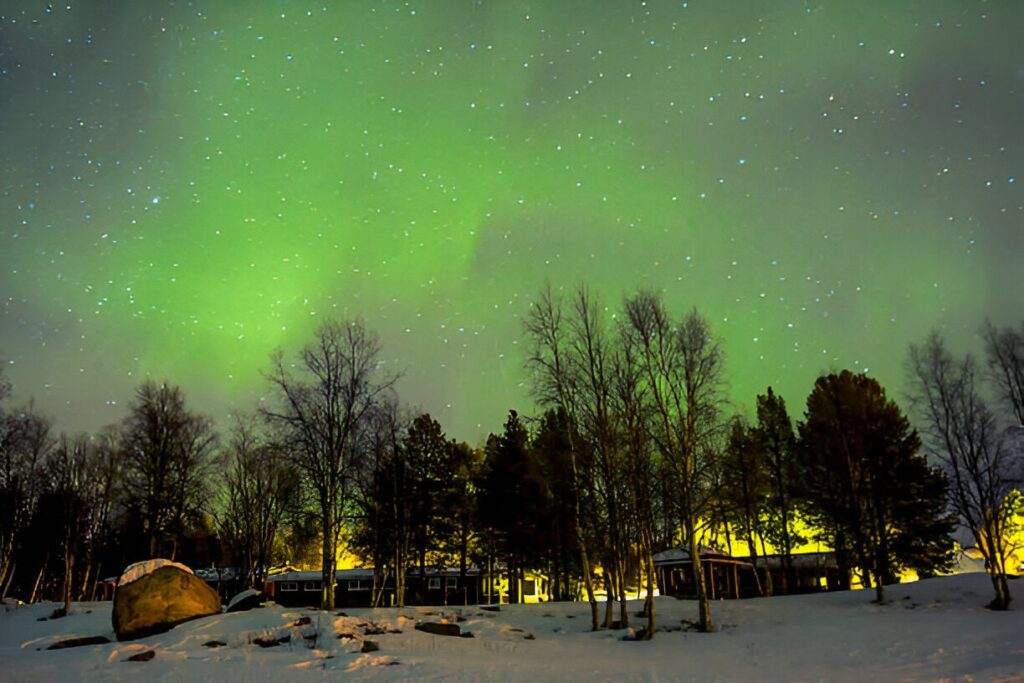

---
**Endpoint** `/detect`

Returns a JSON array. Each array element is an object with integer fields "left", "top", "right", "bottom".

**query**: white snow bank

[
  {"left": 117, "top": 559, "right": 193, "bottom": 588},
  {"left": 1, "top": 574, "right": 1021, "bottom": 682}
]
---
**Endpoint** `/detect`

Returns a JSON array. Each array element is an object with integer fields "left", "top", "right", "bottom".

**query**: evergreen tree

[
  {"left": 720, "top": 417, "right": 772, "bottom": 595},
  {"left": 477, "top": 410, "right": 549, "bottom": 603},
  {"left": 753, "top": 387, "right": 803, "bottom": 593},
  {"left": 531, "top": 408, "right": 582, "bottom": 601},
  {"left": 403, "top": 413, "right": 449, "bottom": 589},
  {"left": 798, "top": 371, "right": 954, "bottom": 602}
]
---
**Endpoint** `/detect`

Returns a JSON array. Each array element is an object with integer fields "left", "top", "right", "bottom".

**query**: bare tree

[
  {"left": 262, "top": 319, "right": 396, "bottom": 610},
  {"left": 907, "top": 332, "right": 1022, "bottom": 609},
  {"left": 48, "top": 433, "right": 91, "bottom": 614},
  {"left": 623, "top": 291, "right": 724, "bottom": 633},
  {"left": 562, "top": 286, "right": 632, "bottom": 630},
  {"left": 523, "top": 284, "right": 601, "bottom": 631},
  {"left": 78, "top": 425, "right": 121, "bottom": 600},
  {"left": 219, "top": 415, "right": 300, "bottom": 590},
  {"left": 350, "top": 398, "right": 412, "bottom": 607},
  {"left": 0, "top": 402, "right": 53, "bottom": 600},
  {"left": 983, "top": 321, "right": 1024, "bottom": 426},
  {"left": 122, "top": 381, "right": 218, "bottom": 559},
  {"left": 611, "top": 333, "right": 659, "bottom": 638}
]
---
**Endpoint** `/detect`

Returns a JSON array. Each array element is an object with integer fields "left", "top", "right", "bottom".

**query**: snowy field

[{"left": 1, "top": 573, "right": 1021, "bottom": 682}]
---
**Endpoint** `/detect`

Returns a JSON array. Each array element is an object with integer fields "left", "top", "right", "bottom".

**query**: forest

[{"left": 0, "top": 285, "right": 1021, "bottom": 641}]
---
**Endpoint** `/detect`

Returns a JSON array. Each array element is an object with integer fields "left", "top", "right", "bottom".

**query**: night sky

[{"left": 2, "top": 1, "right": 1021, "bottom": 442}]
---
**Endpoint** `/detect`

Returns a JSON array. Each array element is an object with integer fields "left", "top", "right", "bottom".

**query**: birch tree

[
  {"left": 263, "top": 319, "right": 395, "bottom": 610},
  {"left": 623, "top": 291, "right": 724, "bottom": 633},
  {"left": 908, "top": 332, "right": 1022, "bottom": 610}
]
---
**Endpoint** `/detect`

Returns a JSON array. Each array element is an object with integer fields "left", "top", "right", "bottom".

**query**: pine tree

[
  {"left": 798, "top": 371, "right": 954, "bottom": 602},
  {"left": 753, "top": 387, "right": 803, "bottom": 593},
  {"left": 477, "top": 411, "right": 549, "bottom": 604}
]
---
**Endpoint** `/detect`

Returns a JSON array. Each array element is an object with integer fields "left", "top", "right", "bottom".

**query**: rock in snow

[
  {"left": 226, "top": 589, "right": 265, "bottom": 613},
  {"left": 3, "top": 573, "right": 1022, "bottom": 681},
  {"left": 112, "top": 561, "right": 221, "bottom": 640},
  {"left": 116, "top": 559, "right": 194, "bottom": 588},
  {"left": 414, "top": 622, "right": 461, "bottom": 637}
]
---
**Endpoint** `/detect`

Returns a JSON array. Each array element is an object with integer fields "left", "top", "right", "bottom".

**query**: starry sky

[{"left": 1, "top": 1, "right": 1021, "bottom": 442}]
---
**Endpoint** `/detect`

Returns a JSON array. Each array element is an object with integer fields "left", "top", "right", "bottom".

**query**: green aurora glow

[{"left": 1, "top": 1, "right": 1021, "bottom": 440}]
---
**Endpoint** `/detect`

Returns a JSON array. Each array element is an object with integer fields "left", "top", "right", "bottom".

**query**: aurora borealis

[{"left": 1, "top": 1, "right": 1021, "bottom": 441}]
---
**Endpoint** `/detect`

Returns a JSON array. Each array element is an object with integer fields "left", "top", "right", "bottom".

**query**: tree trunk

[
  {"left": 981, "top": 529, "right": 1012, "bottom": 610},
  {"left": 618, "top": 557, "right": 629, "bottom": 629},
  {"left": 1, "top": 562, "right": 14, "bottom": 601},
  {"left": 321, "top": 506, "right": 336, "bottom": 610},
  {"left": 63, "top": 549, "right": 74, "bottom": 613},
  {"left": 78, "top": 562, "right": 92, "bottom": 601},
  {"left": 486, "top": 553, "right": 493, "bottom": 605},
  {"left": 641, "top": 530, "right": 656, "bottom": 640},
  {"left": 603, "top": 560, "right": 615, "bottom": 628},
  {"left": 580, "top": 538, "right": 600, "bottom": 630},
  {"left": 30, "top": 555, "right": 47, "bottom": 604},
  {"left": 990, "top": 572, "right": 1011, "bottom": 611},
  {"left": 689, "top": 524, "right": 712, "bottom": 632},
  {"left": 758, "top": 535, "right": 774, "bottom": 596},
  {"left": 396, "top": 546, "right": 406, "bottom": 607},
  {"left": 88, "top": 563, "right": 101, "bottom": 601},
  {"left": 0, "top": 538, "right": 13, "bottom": 594}
]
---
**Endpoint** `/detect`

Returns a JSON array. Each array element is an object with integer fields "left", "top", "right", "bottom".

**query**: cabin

[
  {"left": 264, "top": 566, "right": 486, "bottom": 607},
  {"left": 336, "top": 568, "right": 398, "bottom": 607},
  {"left": 742, "top": 552, "right": 842, "bottom": 593},
  {"left": 406, "top": 567, "right": 484, "bottom": 606},
  {"left": 653, "top": 547, "right": 760, "bottom": 599},
  {"left": 264, "top": 570, "right": 332, "bottom": 607}
]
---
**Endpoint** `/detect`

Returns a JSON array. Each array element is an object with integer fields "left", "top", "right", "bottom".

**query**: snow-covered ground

[{"left": 2, "top": 573, "right": 1021, "bottom": 682}]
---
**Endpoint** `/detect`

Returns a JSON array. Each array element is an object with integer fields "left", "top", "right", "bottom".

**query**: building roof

[
  {"left": 739, "top": 552, "right": 838, "bottom": 570},
  {"left": 265, "top": 566, "right": 482, "bottom": 582},
  {"left": 653, "top": 547, "right": 750, "bottom": 566}
]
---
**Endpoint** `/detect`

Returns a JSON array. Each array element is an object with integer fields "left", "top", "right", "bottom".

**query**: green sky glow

[{"left": 2, "top": 1, "right": 1021, "bottom": 441}]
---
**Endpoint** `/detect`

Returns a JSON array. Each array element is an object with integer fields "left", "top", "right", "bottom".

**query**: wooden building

[
  {"left": 406, "top": 567, "right": 483, "bottom": 606},
  {"left": 653, "top": 547, "right": 760, "bottom": 599},
  {"left": 744, "top": 552, "right": 842, "bottom": 593},
  {"left": 264, "top": 566, "right": 485, "bottom": 607}
]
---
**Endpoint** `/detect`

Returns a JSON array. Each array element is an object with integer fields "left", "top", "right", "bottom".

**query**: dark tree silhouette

[
  {"left": 121, "top": 380, "right": 217, "bottom": 560},
  {"left": 219, "top": 416, "right": 300, "bottom": 589},
  {"left": 907, "top": 332, "right": 1022, "bottom": 610},
  {"left": 263, "top": 319, "right": 396, "bottom": 610},
  {"left": 0, "top": 399, "right": 52, "bottom": 600},
  {"left": 477, "top": 411, "right": 549, "bottom": 604},
  {"left": 753, "top": 388, "right": 802, "bottom": 594},
  {"left": 623, "top": 291, "right": 723, "bottom": 632},
  {"left": 799, "top": 371, "right": 954, "bottom": 603},
  {"left": 720, "top": 417, "right": 772, "bottom": 595}
]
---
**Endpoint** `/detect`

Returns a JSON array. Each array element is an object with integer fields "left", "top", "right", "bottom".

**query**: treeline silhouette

[{"left": 0, "top": 285, "right": 1020, "bottom": 640}]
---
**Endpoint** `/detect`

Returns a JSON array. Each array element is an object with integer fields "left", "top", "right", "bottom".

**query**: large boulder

[{"left": 112, "top": 560, "right": 221, "bottom": 640}]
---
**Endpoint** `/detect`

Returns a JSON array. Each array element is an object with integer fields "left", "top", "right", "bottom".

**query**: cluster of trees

[
  {"left": 516, "top": 286, "right": 1014, "bottom": 636},
  {"left": 0, "top": 292, "right": 1020, "bottom": 638},
  {"left": 0, "top": 379, "right": 227, "bottom": 612},
  {"left": 907, "top": 323, "right": 1024, "bottom": 610}
]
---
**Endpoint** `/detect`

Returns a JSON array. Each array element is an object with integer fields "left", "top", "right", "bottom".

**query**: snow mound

[{"left": 117, "top": 559, "right": 193, "bottom": 588}]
